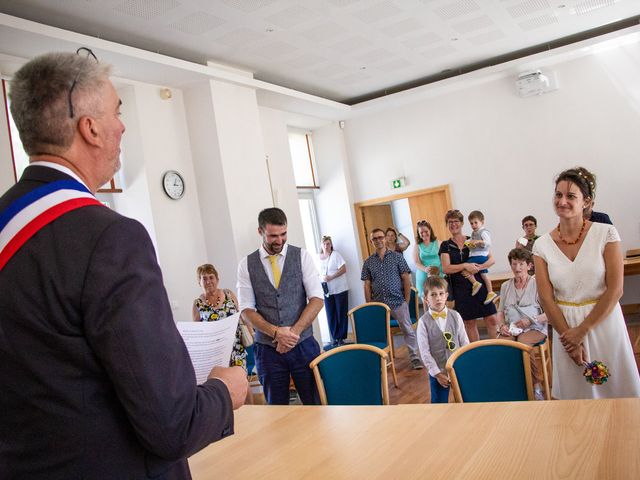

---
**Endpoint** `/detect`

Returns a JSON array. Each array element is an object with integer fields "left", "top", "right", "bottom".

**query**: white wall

[
  {"left": 342, "top": 50, "right": 640, "bottom": 278},
  {"left": 312, "top": 122, "right": 365, "bottom": 307},
  {"left": 130, "top": 82, "right": 209, "bottom": 321},
  {"left": 335, "top": 47, "right": 640, "bottom": 305}
]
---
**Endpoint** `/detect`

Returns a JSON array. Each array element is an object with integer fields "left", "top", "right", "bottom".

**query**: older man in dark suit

[{"left": 0, "top": 51, "right": 247, "bottom": 479}]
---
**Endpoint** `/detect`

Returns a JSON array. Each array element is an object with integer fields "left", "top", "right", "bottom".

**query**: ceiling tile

[
  {"left": 214, "top": 27, "right": 265, "bottom": 46},
  {"left": 327, "top": 36, "right": 372, "bottom": 52},
  {"left": 467, "top": 29, "right": 506, "bottom": 44},
  {"left": 575, "top": 0, "right": 617, "bottom": 16},
  {"left": 169, "top": 12, "right": 225, "bottom": 35},
  {"left": 451, "top": 15, "right": 495, "bottom": 34},
  {"left": 248, "top": 40, "right": 299, "bottom": 59},
  {"left": 402, "top": 32, "right": 442, "bottom": 49},
  {"left": 373, "top": 58, "right": 413, "bottom": 70},
  {"left": 285, "top": 54, "right": 328, "bottom": 69},
  {"left": 518, "top": 13, "right": 558, "bottom": 30},
  {"left": 352, "top": 2, "right": 403, "bottom": 24},
  {"left": 298, "top": 22, "right": 348, "bottom": 42},
  {"left": 265, "top": 5, "right": 318, "bottom": 29},
  {"left": 220, "top": 0, "right": 278, "bottom": 13},
  {"left": 380, "top": 18, "right": 425, "bottom": 37},
  {"left": 354, "top": 48, "right": 394, "bottom": 63},
  {"left": 421, "top": 43, "right": 458, "bottom": 59},
  {"left": 114, "top": 0, "right": 180, "bottom": 20},
  {"left": 434, "top": 0, "right": 481, "bottom": 21},
  {"left": 507, "top": 0, "right": 551, "bottom": 19}
]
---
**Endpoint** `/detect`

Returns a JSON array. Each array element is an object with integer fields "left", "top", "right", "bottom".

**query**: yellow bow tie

[{"left": 431, "top": 311, "right": 447, "bottom": 320}]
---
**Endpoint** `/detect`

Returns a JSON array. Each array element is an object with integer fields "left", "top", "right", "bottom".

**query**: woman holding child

[
  {"left": 496, "top": 248, "right": 547, "bottom": 400},
  {"left": 439, "top": 209, "right": 498, "bottom": 342},
  {"left": 533, "top": 167, "right": 640, "bottom": 399}
]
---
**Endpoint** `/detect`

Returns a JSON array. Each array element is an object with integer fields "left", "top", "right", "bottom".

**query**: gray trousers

[{"left": 390, "top": 302, "right": 419, "bottom": 361}]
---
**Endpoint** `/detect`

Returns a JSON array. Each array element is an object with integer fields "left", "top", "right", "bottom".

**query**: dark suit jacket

[
  {"left": 590, "top": 210, "right": 613, "bottom": 225},
  {"left": 0, "top": 166, "right": 233, "bottom": 479}
]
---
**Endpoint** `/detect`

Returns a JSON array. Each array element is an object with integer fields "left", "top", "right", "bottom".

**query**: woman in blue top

[{"left": 413, "top": 220, "right": 442, "bottom": 298}]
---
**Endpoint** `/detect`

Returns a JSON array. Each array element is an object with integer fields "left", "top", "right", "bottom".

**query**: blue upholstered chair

[
  {"left": 348, "top": 302, "right": 398, "bottom": 387},
  {"left": 445, "top": 339, "right": 534, "bottom": 403},
  {"left": 309, "top": 344, "right": 389, "bottom": 405},
  {"left": 245, "top": 344, "right": 256, "bottom": 377},
  {"left": 390, "top": 287, "right": 420, "bottom": 356}
]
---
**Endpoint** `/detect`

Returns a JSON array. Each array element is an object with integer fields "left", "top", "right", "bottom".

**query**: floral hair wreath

[{"left": 577, "top": 169, "right": 596, "bottom": 198}]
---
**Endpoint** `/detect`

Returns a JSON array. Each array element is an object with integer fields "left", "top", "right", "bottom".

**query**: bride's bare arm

[{"left": 534, "top": 254, "right": 570, "bottom": 335}]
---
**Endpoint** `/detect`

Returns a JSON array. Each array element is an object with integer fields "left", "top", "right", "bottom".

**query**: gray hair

[{"left": 9, "top": 51, "right": 112, "bottom": 155}]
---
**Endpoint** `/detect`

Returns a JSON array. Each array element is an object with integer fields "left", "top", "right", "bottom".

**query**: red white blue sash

[{"left": 0, "top": 179, "right": 103, "bottom": 271}]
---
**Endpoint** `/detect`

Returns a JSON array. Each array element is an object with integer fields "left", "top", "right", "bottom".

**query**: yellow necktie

[
  {"left": 268, "top": 255, "right": 281, "bottom": 289},
  {"left": 432, "top": 311, "right": 447, "bottom": 320}
]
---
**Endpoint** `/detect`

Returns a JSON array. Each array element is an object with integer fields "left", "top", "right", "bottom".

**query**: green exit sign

[{"left": 391, "top": 177, "right": 405, "bottom": 189}]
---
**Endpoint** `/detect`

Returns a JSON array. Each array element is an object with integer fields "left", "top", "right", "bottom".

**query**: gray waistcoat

[
  {"left": 247, "top": 245, "right": 310, "bottom": 346},
  {"left": 425, "top": 310, "right": 461, "bottom": 373}
]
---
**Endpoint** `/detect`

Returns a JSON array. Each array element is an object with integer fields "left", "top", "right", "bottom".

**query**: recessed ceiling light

[
  {"left": 451, "top": 37, "right": 459, "bottom": 42},
  {"left": 266, "top": 27, "right": 274, "bottom": 32},
  {"left": 360, "top": 66, "right": 367, "bottom": 70},
  {"left": 557, "top": 4, "right": 566, "bottom": 8}
]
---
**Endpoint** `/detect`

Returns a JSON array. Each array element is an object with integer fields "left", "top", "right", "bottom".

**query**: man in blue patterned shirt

[{"left": 361, "top": 228, "right": 423, "bottom": 370}]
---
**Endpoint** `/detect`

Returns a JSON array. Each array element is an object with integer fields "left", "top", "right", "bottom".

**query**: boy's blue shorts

[{"left": 467, "top": 254, "right": 488, "bottom": 274}]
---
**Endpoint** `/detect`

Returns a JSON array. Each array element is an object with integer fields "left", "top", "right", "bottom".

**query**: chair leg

[
  {"left": 537, "top": 343, "right": 551, "bottom": 400},
  {"left": 388, "top": 355, "right": 398, "bottom": 388}
]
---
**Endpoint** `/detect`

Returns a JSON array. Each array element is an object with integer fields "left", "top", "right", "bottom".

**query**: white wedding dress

[{"left": 533, "top": 223, "right": 640, "bottom": 399}]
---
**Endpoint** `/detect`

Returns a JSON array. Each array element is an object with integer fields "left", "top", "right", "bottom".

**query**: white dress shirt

[
  {"left": 29, "top": 161, "right": 90, "bottom": 190},
  {"left": 236, "top": 243, "right": 323, "bottom": 313}
]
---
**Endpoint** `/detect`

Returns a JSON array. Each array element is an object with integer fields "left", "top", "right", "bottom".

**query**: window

[
  {"left": 288, "top": 129, "right": 318, "bottom": 188},
  {"left": 297, "top": 191, "right": 330, "bottom": 343}
]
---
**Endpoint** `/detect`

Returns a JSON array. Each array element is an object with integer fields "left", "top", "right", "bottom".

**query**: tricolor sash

[{"left": 0, "top": 179, "right": 103, "bottom": 271}]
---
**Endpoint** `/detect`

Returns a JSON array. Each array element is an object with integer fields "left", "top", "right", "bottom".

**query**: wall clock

[{"left": 162, "top": 170, "right": 185, "bottom": 200}]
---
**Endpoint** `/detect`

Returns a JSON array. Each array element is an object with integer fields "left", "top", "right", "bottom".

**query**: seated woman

[
  {"left": 385, "top": 227, "right": 410, "bottom": 253},
  {"left": 192, "top": 263, "right": 247, "bottom": 371},
  {"left": 496, "top": 248, "right": 547, "bottom": 400}
]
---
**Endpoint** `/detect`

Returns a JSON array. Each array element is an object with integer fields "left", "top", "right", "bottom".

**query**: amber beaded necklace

[{"left": 556, "top": 219, "right": 586, "bottom": 245}]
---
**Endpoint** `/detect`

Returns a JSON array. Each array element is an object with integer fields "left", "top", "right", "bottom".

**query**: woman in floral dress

[{"left": 192, "top": 263, "right": 247, "bottom": 370}]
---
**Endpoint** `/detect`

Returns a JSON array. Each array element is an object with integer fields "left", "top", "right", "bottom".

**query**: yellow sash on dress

[{"left": 556, "top": 299, "right": 598, "bottom": 307}]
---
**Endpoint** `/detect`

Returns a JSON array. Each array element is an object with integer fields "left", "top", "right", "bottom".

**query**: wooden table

[
  {"left": 189, "top": 399, "right": 640, "bottom": 479},
  {"left": 489, "top": 256, "right": 640, "bottom": 292}
]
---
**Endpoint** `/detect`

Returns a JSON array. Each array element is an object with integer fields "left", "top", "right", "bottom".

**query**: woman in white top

[{"left": 319, "top": 235, "right": 349, "bottom": 346}]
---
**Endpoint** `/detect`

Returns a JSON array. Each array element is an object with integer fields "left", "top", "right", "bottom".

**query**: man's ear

[
  {"left": 258, "top": 226, "right": 263, "bottom": 236},
  {"left": 77, "top": 116, "right": 101, "bottom": 147}
]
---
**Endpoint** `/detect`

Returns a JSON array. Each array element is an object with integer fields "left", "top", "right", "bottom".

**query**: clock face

[{"left": 163, "top": 171, "right": 185, "bottom": 200}]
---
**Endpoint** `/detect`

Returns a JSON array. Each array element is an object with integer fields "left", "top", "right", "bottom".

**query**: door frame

[{"left": 354, "top": 184, "right": 452, "bottom": 261}]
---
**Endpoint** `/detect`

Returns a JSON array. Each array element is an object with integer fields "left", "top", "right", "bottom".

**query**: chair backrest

[
  {"left": 409, "top": 287, "right": 419, "bottom": 325},
  {"left": 348, "top": 302, "right": 391, "bottom": 346},
  {"left": 309, "top": 344, "right": 389, "bottom": 405},
  {"left": 445, "top": 339, "right": 534, "bottom": 403}
]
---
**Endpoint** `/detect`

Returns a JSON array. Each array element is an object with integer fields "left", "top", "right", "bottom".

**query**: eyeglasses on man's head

[{"left": 68, "top": 47, "right": 98, "bottom": 119}]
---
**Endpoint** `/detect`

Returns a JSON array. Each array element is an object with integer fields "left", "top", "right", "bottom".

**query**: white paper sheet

[{"left": 176, "top": 313, "right": 239, "bottom": 384}]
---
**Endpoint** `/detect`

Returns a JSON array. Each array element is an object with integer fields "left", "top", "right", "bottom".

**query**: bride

[{"left": 533, "top": 166, "right": 640, "bottom": 399}]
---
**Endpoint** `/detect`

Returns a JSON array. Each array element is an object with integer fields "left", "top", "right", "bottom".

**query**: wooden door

[
  {"left": 358, "top": 204, "right": 394, "bottom": 257},
  {"left": 408, "top": 188, "right": 451, "bottom": 242}
]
